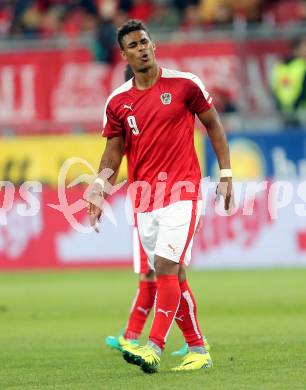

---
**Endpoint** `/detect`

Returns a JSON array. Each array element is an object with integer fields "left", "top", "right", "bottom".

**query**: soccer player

[
  {"left": 104, "top": 64, "right": 157, "bottom": 352},
  {"left": 87, "top": 20, "right": 233, "bottom": 373},
  {"left": 105, "top": 65, "right": 210, "bottom": 357}
]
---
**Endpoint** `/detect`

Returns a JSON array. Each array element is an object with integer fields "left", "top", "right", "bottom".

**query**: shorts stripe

[
  {"left": 179, "top": 200, "right": 197, "bottom": 264},
  {"left": 133, "top": 227, "right": 141, "bottom": 273},
  {"left": 134, "top": 209, "right": 150, "bottom": 274}
]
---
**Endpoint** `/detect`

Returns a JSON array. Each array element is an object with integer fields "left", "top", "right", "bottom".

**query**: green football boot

[
  {"left": 171, "top": 336, "right": 211, "bottom": 356},
  {"left": 105, "top": 334, "right": 138, "bottom": 352}
]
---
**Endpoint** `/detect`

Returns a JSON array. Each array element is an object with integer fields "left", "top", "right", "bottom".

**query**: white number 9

[{"left": 127, "top": 115, "right": 140, "bottom": 135}]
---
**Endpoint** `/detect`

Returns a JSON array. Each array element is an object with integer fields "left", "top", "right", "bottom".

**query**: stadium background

[
  {"left": 1, "top": 0, "right": 306, "bottom": 270},
  {"left": 1, "top": 2, "right": 306, "bottom": 389}
]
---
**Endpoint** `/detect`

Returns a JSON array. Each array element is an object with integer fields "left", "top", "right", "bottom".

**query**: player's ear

[
  {"left": 152, "top": 42, "right": 156, "bottom": 51},
  {"left": 120, "top": 49, "right": 127, "bottom": 60}
]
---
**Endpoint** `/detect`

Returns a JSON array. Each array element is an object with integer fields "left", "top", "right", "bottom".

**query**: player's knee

[
  {"left": 178, "top": 265, "right": 186, "bottom": 283},
  {"left": 140, "top": 269, "right": 156, "bottom": 281},
  {"left": 154, "top": 256, "right": 179, "bottom": 277}
]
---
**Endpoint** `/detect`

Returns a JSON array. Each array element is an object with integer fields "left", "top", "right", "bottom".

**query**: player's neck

[{"left": 134, "top": 64, "right": 160, "bottom": 90}]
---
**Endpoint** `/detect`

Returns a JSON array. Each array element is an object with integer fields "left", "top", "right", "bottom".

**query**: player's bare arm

[
  {"left": 198, "top": 106, "right": 233, "bottom": 211},
  {"left": 87, "top": 135, "right": 125, "bottom": 232}
]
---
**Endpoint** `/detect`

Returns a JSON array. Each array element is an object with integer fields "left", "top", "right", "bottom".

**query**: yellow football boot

[
  {"left": 171, "top": 351, "right": 213, "bottom": 371},
  {"left": 123, "top": 345, "right": 161, "bottom": 374}
]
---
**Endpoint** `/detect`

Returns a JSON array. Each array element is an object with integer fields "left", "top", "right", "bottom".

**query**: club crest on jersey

[{"left": 160, "top": 93, "right": 172, "bottom": 105}]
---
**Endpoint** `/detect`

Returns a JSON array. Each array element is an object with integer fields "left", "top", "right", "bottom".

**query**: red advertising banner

[
  {"left": 0, "top": 186, "right": 133, "bottom": 269},
  {"left": 0, "top": 39, "right": 289, "bottom": 132}
]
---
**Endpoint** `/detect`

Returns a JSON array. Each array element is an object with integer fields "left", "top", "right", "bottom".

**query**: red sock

[
  {"left": 124, "top": 280, "right": 156, "bottom": 340},
  {"left": 175, "top": 279, "right": 204, "bottom": 347},
  {"left": 149, "top": 274, "right": 181, "bottom": 350}
]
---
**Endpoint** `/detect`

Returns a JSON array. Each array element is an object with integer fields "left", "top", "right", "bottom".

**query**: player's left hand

[{"left": 216, "top": 177, "right": 234, "bottom": 214}]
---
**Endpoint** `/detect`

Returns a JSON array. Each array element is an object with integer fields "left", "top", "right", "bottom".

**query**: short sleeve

[
  {"left": 186, "top": 75, "right": 213, "bottom": 114},
  {"left": 102, "top": 101, "right": 125, "bottom": 138}
]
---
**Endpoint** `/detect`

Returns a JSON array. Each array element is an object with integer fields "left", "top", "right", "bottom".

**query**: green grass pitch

[{"left": 1, "top": 268, "right": 306, "bottom": 389}]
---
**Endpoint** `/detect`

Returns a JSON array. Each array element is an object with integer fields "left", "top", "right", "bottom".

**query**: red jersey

[{"left": 102, "top": 67, "right": 212, "bottom": 211}]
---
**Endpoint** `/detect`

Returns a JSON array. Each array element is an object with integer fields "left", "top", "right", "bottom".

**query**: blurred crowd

[
  {"left": 1, "top": 0, "right": 306, "bottom": 41},
  {"left": 271, "top": 35, "right": 306, "bottom": 128},
  {"left": 0, "top": 0, "right": 306, "bottom": 126}
]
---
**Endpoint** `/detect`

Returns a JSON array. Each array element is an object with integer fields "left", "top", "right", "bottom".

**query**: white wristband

[
  {"left": 94, "top": 177, "right": 105, "bottom": 190},
  {"left": 220, "top": 169, "right": 232, "bottom": 178}
]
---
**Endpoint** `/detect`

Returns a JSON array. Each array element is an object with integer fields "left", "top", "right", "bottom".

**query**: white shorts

[{"left": 136, "top": 200, "right": 202, "bottom": 268}]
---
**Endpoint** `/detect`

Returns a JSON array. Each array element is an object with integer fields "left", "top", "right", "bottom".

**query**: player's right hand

[
  {"left": 87, "top": 202, "right": 102, "bottom": 233},
  {"left": 84, "top": 181, "right": 105, "bottom": 233}
]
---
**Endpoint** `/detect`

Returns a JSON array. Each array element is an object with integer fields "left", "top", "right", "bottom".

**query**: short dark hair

[{"left": 117, "top": 19, "right": 150, "bottom": 49}]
